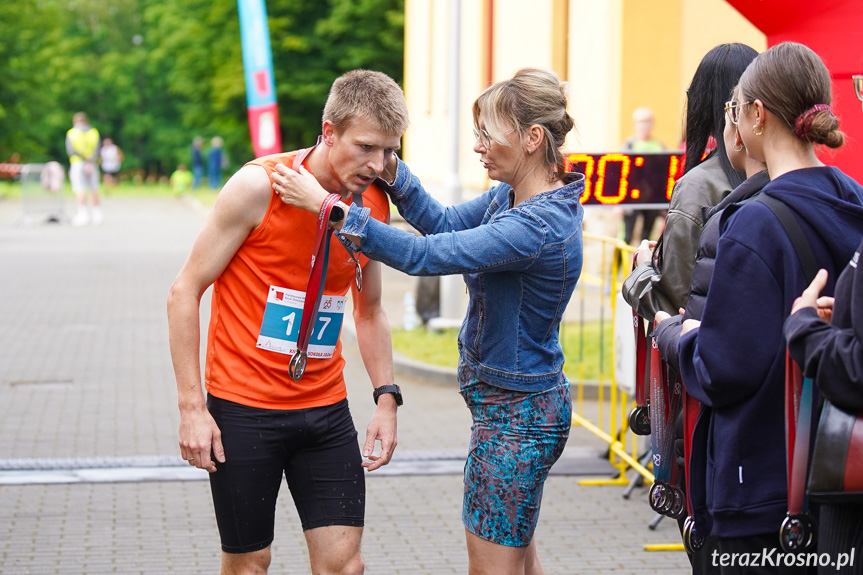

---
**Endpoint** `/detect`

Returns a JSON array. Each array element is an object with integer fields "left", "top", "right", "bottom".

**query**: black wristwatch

[
  {"left": 373, "top": 384, "right": 403, "bottom": 406},
  {"left": 328, "top": 202, "right": 347, "bottom": 227}
]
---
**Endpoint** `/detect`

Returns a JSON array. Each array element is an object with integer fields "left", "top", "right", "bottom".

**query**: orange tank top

[{"left": 204, "top": 149, "right": 390, "bottom": 410}]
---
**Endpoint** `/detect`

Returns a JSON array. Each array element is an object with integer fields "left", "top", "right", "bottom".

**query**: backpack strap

[
  {"left": 756, "top": 194, "right": 820, "bottom": 552},
  {"left": 755, "top": 195, "right": 819, "bottom": 283}
]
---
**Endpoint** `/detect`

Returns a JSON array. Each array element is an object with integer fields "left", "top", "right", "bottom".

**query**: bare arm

[
  {"left": 167, "top": 165, "right": 271, "bottom": 472},
  {"left": 351, "top": 258, "right": 399, "bottom": 471}
]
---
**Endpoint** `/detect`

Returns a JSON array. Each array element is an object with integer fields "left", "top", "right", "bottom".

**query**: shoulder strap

[{"left": 755, "top": 195, "right": 819, "bottom": 283}]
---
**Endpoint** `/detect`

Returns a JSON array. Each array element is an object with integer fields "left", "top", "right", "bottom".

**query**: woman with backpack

[{"left": 677, "top": 42, "right": 863, "bottom": 573}]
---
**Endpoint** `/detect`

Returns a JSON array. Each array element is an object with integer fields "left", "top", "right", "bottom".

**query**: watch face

[{"left": 329, "top": 205, "right": 345, "bottom": 223}]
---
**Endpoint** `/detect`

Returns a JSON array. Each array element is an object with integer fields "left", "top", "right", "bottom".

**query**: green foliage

[
  {"left": 0, "top": 0, "right": 405, "bottom": 175},
  {"left": 392, "top": 321, "right": 614, "bottom": 382}
]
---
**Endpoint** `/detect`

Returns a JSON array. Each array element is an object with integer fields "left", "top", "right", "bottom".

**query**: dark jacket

[
  {"left": 655, "top": 170, "right": 770, "bottom": 371},
  {"left": 785, "top": 237, "right": 863, "bottom": 412},
  {"left": 678, "top": 166, "right": 863, "bottom": 539},
  {"left": 622, "top": 155, "right": 732, "bottom": 321}
]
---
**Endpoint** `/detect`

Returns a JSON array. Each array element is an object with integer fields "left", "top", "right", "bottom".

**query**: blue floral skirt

[{"left": 458, "top": 362, "right": 572, "bottom": 547}]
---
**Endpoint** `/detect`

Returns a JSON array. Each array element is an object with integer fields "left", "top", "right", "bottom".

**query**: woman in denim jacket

[{"left": 273, "top": 68, "right": 584, "bottom": 575}]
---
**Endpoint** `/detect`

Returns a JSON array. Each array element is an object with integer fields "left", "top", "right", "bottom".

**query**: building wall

[
  {"left": 402, "top": 0, "right": 765, "bottom": 198},
  {"left": 619, "top": 0, "right": 765, "bottom": 150},
  {"left": 620, "top": 0, "right": 683, "bottom": 150},
  {"left": 567, "top": 0, "right": 624, "bottom": 153}
]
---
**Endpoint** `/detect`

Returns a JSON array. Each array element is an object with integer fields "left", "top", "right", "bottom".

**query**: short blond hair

[
  {"left": 472, "top": 68, "right": 575, "bottom": 175},
  {"left": 322, "top": 70, "right": 409, "bottom": 135},
  {"left": 632, "top": 107, "right": 654, "bottom": 122}
]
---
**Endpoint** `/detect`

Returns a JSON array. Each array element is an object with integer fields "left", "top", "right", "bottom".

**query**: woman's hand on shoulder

[
  {"left": 272, "top": 164, "right": 329, "bottom": 214},
  {"left": 380, "top": 154, "right": 398, "bottom": 186}
]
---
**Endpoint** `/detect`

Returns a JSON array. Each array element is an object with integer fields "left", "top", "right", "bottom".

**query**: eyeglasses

[
  {"left": 853, "top": 75, "right": 863, "bottom": 103},
  {"left": 724, "top": 100, "right": 752, "bottom": 125},
  {"left": 472, "top": 127, "right": 515, "bottom": 148}
]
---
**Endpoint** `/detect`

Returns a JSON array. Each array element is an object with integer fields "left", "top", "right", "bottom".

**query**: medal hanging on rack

[
  {"left": 288, "top": 193, "right": 343, "bottom": 382},
  {"left": 647, "top": 325, "right": 685, "bottom": 520},
  {"left": 629, "top": 311, "right": 651, "bottom": 435},
  {"left": 681, "top": 388, "right": 705, "bottom": 552},
  {"left": 628, "top": 252, "right": 651, "bottom": 437},
  {"left": 779, "top": 351, "right": 817, "bottom": 552}
]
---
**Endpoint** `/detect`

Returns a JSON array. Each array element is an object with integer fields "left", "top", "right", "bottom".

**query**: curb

[
  {"left": 343, "top": 319, "right": 610, "bottom": 398},
  {"left": 392, "top": 350, "right": 458, "bottom": 386},
  {"left": 340, "top": 320, "right": 457, "bottom": 387}
]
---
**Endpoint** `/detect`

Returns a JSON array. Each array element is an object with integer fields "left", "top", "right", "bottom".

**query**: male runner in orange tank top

[{"left": 167, "top": 70, "right": 408, "bottom": 575}]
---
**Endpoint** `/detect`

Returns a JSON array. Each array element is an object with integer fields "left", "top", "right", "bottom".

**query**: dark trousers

[{"left": 817, "top": 503, "right": 863, "bottom": 574}]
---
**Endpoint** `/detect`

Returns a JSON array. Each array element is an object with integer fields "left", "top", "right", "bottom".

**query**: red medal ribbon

[
  {"left": 778, "top": 351, "right": 817, "bottom": 552},
  {"left": 288, "top": 193, "right": 342, "bottom": 382},
  {"left": 284, "top": 140, "right": 364, "bottom": 380}
]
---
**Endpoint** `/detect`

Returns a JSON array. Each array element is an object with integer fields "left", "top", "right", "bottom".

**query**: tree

[{"left": 0, "top": 0, "right": 405, "bottom": 175}]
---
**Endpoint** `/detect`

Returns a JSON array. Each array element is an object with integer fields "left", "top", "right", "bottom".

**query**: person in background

[
  {"left": 620, "top": 43, "right": 758, "bottom": 574},
  {"left": 191, "top": 136, "right": 205, "bottom": 189},
  {"left": 786, "top": 251, "right": 863, "bottom": 575},
  {"left": 66, "top": 111, "right": 102, "bottom": 226},
  {"left": 654, "top": 85, "right": 769, "bottom": 372},
  {"left": 168, "top": 70, "right": 406, "bottom": 575},
  {"left": 169, "top": 164, "right": 193, "bottom": 195},
  {"left": 207, "top": 136, "right": 224, "bottom": 190},
  {"left": 784, "top": 76, "right": 863, "bottom": 575},
  {"left": 677, "top": 42, "right": 863, "bottom": 574},
  {"left": 100, "top": 137, "right": 124, "bottom": 186},
  {"left": 622, "top": 43, "right": 758, "bottom": 323},
  {"left": 652, "top": 85, "right": 769, "bottom": 574},
  {"left": 620, "top": 107, "right": 666, "bottom": 244},
  {"left": 273, "top": 67, "right": 582, "bottom": 575}
]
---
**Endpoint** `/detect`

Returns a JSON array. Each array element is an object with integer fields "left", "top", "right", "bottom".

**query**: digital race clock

[{"left": 565, "top": 152, "right": 684, "bottom": 207}]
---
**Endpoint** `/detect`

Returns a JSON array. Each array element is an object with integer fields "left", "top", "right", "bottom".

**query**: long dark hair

[
  {"left": 654, "top": 43, "right": 758, "bottom": 274},
  {"left": 683, "top": 43, "right": 759, "bottom": 184}
]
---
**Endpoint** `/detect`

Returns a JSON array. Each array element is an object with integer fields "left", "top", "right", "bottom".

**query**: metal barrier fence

[{"left": 564, "top": 231, "right": 654, "bottom": 486}]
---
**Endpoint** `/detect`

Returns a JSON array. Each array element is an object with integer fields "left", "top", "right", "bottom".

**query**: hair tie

[{"left": 794, "top": 104, "right": 832, "bottom": 141}]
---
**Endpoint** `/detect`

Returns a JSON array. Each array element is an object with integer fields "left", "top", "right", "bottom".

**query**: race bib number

[{"left": 256, "top": 286, "right": 346, "bottom": 358}]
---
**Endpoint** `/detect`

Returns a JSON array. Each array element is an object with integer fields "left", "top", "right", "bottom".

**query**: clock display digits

[{"left": 565, "top": 152, "right": 683, "bottom": 207}]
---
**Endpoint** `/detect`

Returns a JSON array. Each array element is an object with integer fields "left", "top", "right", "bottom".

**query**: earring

[
  {"left": 733, "top": 143, "right": 744, "bottom": 152},
  {"left": 753, "top": 123, "right": 763, "bottom": 136}
]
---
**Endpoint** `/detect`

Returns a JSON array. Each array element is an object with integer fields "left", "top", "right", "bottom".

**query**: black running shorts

[{"left": 206, "top": 395, "right": 365, "bottom": 554}]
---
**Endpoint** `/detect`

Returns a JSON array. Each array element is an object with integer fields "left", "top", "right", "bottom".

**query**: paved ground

[{"left": 0, "top": 193, "right": 689, "bottom": 574}]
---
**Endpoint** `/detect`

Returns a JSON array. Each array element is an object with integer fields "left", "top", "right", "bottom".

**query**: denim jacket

[{"left": 340, "top": 159, "right": 585, "bottom": 392}]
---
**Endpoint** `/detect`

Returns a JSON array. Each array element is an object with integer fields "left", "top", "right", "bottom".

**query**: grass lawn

[
  {"left": 391, "top": 320, "right": 614, "bottom": 381},
  {"left": 0, "top": 179, "right": 220, "bottom": 207}
]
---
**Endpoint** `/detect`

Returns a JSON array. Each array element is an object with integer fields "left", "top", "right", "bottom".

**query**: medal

[{"left": 288, "top": 192, "right": 342, "bottom": 382}]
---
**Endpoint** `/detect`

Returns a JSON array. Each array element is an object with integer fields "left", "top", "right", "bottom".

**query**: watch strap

[{"left": 373, "top": 384, "right": 403, "bottom": 406}]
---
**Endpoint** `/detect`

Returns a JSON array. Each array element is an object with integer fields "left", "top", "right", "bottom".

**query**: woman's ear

[
  {"left": 750, "top": 100, "right": 766, "bottom": 134},
  {"left": 525, "top": 124, "right": 545, "bottom": 155},
  {"left": 734, "top": 128, "right": 745, "bottom": 151}
]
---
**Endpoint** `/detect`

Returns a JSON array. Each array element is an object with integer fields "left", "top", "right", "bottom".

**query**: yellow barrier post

[
  {"left": 565, "top": 230, "right": 684, "bottom": 553},
  {"left": 567, "top": 232, "right": 653, "bottom": 487}
]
